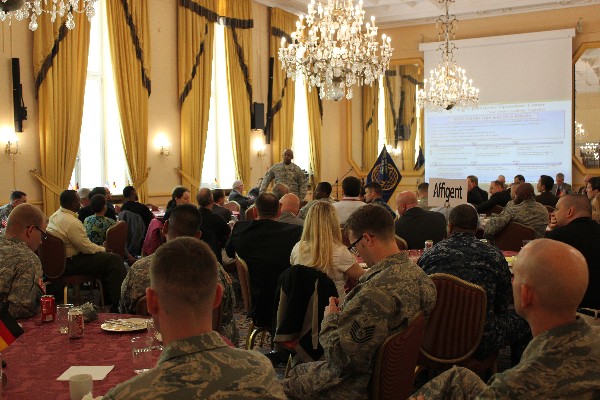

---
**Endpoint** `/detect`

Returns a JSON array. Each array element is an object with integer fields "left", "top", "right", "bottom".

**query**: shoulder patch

[{"left": 350, "top": 320, "right": 376, "bottom": 344}]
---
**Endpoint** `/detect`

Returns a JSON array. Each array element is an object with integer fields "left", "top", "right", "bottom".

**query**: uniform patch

[{"left": 350, "top": 320, "right": 376, "bottom": 344}]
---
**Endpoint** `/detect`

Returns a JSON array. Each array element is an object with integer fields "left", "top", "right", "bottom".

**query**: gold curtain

[
  {"left": 362, "top": 83, "right": 379, "bottom": 170},
  {"left": 106, "top": 0, "right": 151, "bottom": 203},
  {"left": 33, "top": 15, "right": 91, "bottom": 215},
  {"left": 177, "top": 0, "right": 216, "bottom": 195},
  {"left": 306, "top": 89, "right": 322, "bottom": 184},
  {"left": 269, "top": 8, "right": 296, "bottom": 159},
  {"left": 400, "top": 65, "right": 418, "bottom": 171},
  {"left": 221, "top": 0, "right": 253, "bottom": 186},
  {"left": 383, "top": 70, "right": 395, "bottom": 151}
]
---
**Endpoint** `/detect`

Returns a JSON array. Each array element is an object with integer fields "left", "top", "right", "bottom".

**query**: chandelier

[
  {"left": 278, "top": 0, "right": 393, "bottom": 101},
  {"left": 575, "top": 121, "right": 588, "bottom": 142},
  {"left": 417, "top": 0, "right": 479, "bottom": 111},
  {"left": 0, "top": 0, "right": 97, "bottom": 31}
]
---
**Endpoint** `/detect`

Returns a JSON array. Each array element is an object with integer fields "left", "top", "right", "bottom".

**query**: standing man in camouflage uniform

[
  {"left": 419, "top": 204, "right": 531, "bottom": 365},
  {"left": 0, "top": 204, "right": 46, "bottom": 319},
  {"left": 412, "top": 239, "right": 600, "bottom": 399},
  {"left": 260, "top": 149, "right": 308, "bottom": 200},
  {"left": 106, "top": 237, "right": 285, "bottom": 399},
  {"left": 120, "top": 204, "right": 239, "bottom": 346},
  {"left": 282, "top": 204, "right": 437, "bottom": 399}
]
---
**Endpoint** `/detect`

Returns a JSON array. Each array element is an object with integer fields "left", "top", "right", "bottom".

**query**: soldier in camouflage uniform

[
  {"left": 484, "top": 183, "right": 548, "bottom": 239},
  {"left": 282, "top": 204, "right": 436, "bottom": 399},
  {"left": 105, "top": 237, "right": 285, "bottom": 399},
  {"left": 0, "top": 204, "right": 46, "bottom": 319},
  {"left": 119, "top": 205, "right": 239, "bottom": 346},
  {"left": 260, "top": 149, "right": 308, "bottom": 200},
  {"left": 419, "top": 204, "right": 531, "bottom": 364},
  {"left": 412, "top": 239, "right": 600, "bottom": 399}
]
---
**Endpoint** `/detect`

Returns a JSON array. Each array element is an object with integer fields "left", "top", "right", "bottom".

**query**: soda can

[
  {"left": 68, "top": 308, "right": 85, "bottom": 339},
  {"left": 424, "top": 240, "right": 434, "bottom": 250},
  {"left": 40, "top": 295, "right": 56, "bottom": 322}
]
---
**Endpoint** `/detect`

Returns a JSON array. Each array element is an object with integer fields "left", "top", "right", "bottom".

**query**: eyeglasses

[
  {"left": 30, "top": 225, "right": 48, "bottom": 240},
  {"left": 347, "top": 234, "right": 374, "bottom": 256}
]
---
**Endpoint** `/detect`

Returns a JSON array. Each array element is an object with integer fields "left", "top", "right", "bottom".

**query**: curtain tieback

[{"left": 30, "top": 170, "right": 63, "bottom": 196}]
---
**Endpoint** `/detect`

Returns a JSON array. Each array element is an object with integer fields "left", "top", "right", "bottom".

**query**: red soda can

[
  {"left": 68, "top": 308, "right": 84, "bottom": 339},
  {"left": 40, "top": 295, "right": 56, "bottom": 322}
]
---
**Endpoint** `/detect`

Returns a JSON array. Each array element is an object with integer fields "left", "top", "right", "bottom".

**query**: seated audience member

[
  {"left": 196, "top": 188, "right": 230, "bottom": 262},
  {"left": 467, "top": 175, "right": 488, "bottom": 205},
  {"left": 120, "top": 186, "right": 154, "bottom": 227},
  {"left": 78, "top": 187, "right": 117, "bottom": 222},
  {"left": 546, "top": 194, "right": 600, "bottom": 316},
  {"left": 278, "top": 193, "right": 303, "bottom": 226},
  {"left": 0, "top": 190, "right": 27, "bottom": 225},
  {"left": 416, "top": 182, "right": 431, "bottom": 209},
  {"left": 535, "top": 174, "right": 558, "bottom": 207},
  {"left": 484, "top": 183, "right": 549, "bottom": 239},
  {"left": 299, "top": 182, "right": 334, "bottom": 220},
  {"left": 282, "top": 205, "right": 436, "bottom": 399},
  {"left": 211, "top": 189, "right": 233, "bottom": 222},
  {"left": 225, "top": 193, "right": 302, "bottom": 327},
  {"left": 83, "top": 194, "right": 116, "bottom": 245},
  {"left": 497, "top": 175, "right": 506, "bottom": 188},
  {"left": 395, "top": 191, "right": 446, "bottom": 249},
  {"left": 364, "top": 181, "right": 396, "bottom": 218},
  {"left": 476, "top": 180, "right": 512, "bottom": 214},
  {"left": 106, "top": 237, "right": 283, "bottom": 399},
  {"left": 585, "top": 176, "right": 600, "bottom": 201},
  {"left": 579, "top": 174, "right": 593, "bottom": 194},
  {"left": 332, "top": 176, "right": 365, "bottom": 225},
  {"left": 291, "top": 201, "right": 364, "bottom": 300},
  {"left": 513, "top": 174, "right": 526, "bottom": 184},
  {"left": 162, "top": 186, "right": 191, "bottom": 222},
  {"left": 48, "top": 190, "right": 126, "bottom": 312},
  {"left": 272, "top": 183, "right": 290, "bottom": 200},
  {"left": 552, "top": 172, "right": 572, "bottom": 197},
  {"left": 77, "top": 188, "right": 91, "bottom": 208},
  {"left": 229, "top": 180, "right": 254, "bottom": 218},
  {"left": 412, "top": 239, "right": 600, "bottom": 399},
  {"left": 0, "top": 204, "right": 46, "bottom": 319},
  {"left": 419, "top": 204, "right": 531, "bottom": 363}
]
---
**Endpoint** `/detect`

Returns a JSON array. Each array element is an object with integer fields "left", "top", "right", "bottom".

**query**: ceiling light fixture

[
  {"left": 279, "top": 0, "right": 393, "bottom": 101},
  {"left": 417, "top": 0, "right": 479, "bottom": 111},
  {"left": 0, "top": 0, "right": 97, "bottom": 31}
]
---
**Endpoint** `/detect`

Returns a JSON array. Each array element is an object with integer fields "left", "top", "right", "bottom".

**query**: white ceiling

[{"left": 255, "top": 0, "right": 598, "bottom": 28}]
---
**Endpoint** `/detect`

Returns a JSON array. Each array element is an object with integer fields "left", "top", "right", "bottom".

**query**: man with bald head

[
  {"left": 547, "top": 194, "right": 600, "bottom": 315},
  {"left": 0, "top": 204, "right": 47, "bottom": 319},
  {"left": 278, "top": 193, "right": 303, "bottom": 226},
  {"left": 395, "top": 191, "right": 446, "bottom": 249},
  {"left": 484, "top": 183, "right": 549, "bottom": 238},
  {"left": 260, "top": 149, "right": 308, "bottom": 200},
  {"left": 412, "top": 239, "right": 600, "bottom": 399}
]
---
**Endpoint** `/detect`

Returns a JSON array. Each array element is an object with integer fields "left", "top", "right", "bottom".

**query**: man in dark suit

[
  {"left": 226, "top": 193, "right": 302, "bottom": 327},
  {"left": 551, "top": 173, "right": 572, "bottom": 197},
  {"left": 476, "top": 180, "right": 512, "bottom": 214},
  {"left": 546, "top": 194, "right": 600, "bottom": 314},
  {"left": 395, "top": 191, "right": 446, "bottom": 249},
  {"left": 120, "top": 186, "right": 155, "bottom": 227},
  {"left": 467, "top": 175, "right": 488, "bottom": 205},
  {"left": 196, "top": 188, "right": 230, "bottom": 263},
  {"left": 229, "top": 180, "right": 254, "bottom": 219},
  {"left": 535, "top": 175, "right": 558, "bottom": 208},
  {"left": 212, "top": 189, "right": 232, "bottom": 222}
]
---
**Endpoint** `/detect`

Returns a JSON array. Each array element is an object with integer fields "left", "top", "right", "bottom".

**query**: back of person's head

[
  {"left": 60, "top": 190, "right": 80, "bottom": 209},
  {"left": 560, "top": 194, "right": 592, "bottom": 217},
  {"left": 342, "top": 176, "right": 362, "bottom": 197},
  {"left": 280, "top": 193, "right": 300, "bottom": 214},
  {"left": 167, "top": 204, "right": 202, "bottom": 238},
  {"left": 9, "top": 190, "right": 27, "bottom": 202},
  {"left": 5, "top": 203, "right": 46, "bottom": 233},
  {"left": 514, "top": 183, "right": 535, "bottom": 204},
  {"left": 539, "top": 175, "right": 554, "bottom": 192},
  {"left": 417, "top": 182, "right": 429, "bottom": 193},
  {"left": 150, "top": 237, "right": 217, "bottom": 313},
  {"left": 491, "top": 180, "right": 504, "bottom": 191},
  {"left": 212, "top": 189, "right": 225, "bottom": 203},
  {"left": 514, "top": 174, "right": 525, "bottom": 183},
  {"left": 90, "top": 194, "right": 107, "bottom": 214},
  {"left": 301, "top": 202, "right": 341, "bottom": 273},
  {"left": 467, "top": 175, "right": 479, "bottom": 185},
  {"left": 315, "top": 182, "right": 332, "bottom": 198},
  {"left": 589, "top": 176, "right": 600, "bottom": 192},
  {"left": 449, "top": 204, "right": 478, "bottom": 232},
  {"left": 77, "top": 188, "right": 91, "bottom": 201},
  {"left": 364, "top": 181, "right": 383, "bottom": 195},
  {"left": 196, "top": 188, "right": 213, "bottom": 207},
  {"left": 91, "top": 187, "right": 107, "bottom": 198},
  {"left": 345, "top": 204, "right": 395, "bottom": 242},
  {"left": 255, "top": 193, "right": 280, "bottom": 219},
  {"left": 122, "top": 186, "right": 136, "bottom": 199},
  {"left": 396, "top": 191, "right": 418, "bottom": 207},
  {"left": 272, "top": 183, "right": 290, "bottom": 199}
]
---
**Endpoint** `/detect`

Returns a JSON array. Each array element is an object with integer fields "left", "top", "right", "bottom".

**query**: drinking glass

[
  {"left": 131, "top": 336, "right": 162, "bottom": 375},
  {"left": 56, "top": 304, "right": 73, "bottom": 334},
  {"left": 69, "top": 373, "right": 93, "bottom": 400}
]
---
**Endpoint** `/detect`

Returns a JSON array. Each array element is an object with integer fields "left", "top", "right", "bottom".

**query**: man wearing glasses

[
  {"left": 0, "top": 203, "right": 47, "bottom": 319},
  {"left": 282, "top": 204, "right": 437, "bottom": 399}
]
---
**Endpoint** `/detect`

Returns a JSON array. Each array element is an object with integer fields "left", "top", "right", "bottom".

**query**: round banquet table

[{"left": 2, "top": 313, "right": 148, "bottom": 399}]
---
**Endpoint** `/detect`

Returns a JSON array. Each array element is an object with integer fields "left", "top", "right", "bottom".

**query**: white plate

[{"left": 101, "top": 318, "right": 149, "bottom": 332}]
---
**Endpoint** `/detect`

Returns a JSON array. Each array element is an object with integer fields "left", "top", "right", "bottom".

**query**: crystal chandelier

[
  {"left": 417, "top": 0, "right": 479, "bottom": 111},
  {"left": 278, "top": 0, "right": 393, "bottom": 101},
  {"left": 575, "top": 121, "right": 588, "bottom": 142},
  {"left": 0, "top": 0, "right": 97, "bottom": 31}
]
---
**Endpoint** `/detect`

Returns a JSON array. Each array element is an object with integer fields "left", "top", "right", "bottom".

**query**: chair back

[
  {"left": 223, "top": 201, "right": 240, "bottom": 212},
  {"left": 493, "top": 222, "right": 535, "bottom": 252},
  {"left": 245, "top": 205, "right": 255, "bottom": 221},
  {"left": 38, "top": 232, "right": 67, "bottom": 279},
  {"left": 395, "top": 235, "right": 408, "bottom": 251},
  {"left": 420, "top": 273, "right": 486, "bottom": 365},
  {"left": 371, "top": 312, "right": 426, "bottom": 400},
  {"left": 235, "top": 256, "right": 252, "bottom": 314},
  {"left": 134, "top": 295, "right": 149, "bottom": 316},
  {"left": 106, "top": 221, "right": 128, "bottom": 259}
]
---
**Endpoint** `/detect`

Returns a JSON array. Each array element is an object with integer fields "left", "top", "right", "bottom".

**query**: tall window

[
  {"left": 201, "top": 23, "right": 236, "bottom": 188},
  {"left": 71, "top": 2, "right": 129, "bottom": 192},
  {"left": 291, "top": 77, "right": 310, "bottom": 173}
]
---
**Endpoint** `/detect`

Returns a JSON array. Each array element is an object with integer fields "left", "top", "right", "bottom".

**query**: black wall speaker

[
  {"left": 12, "top": 58, "right": 27, "bottom": 133},
  {"left": 251, "top": 102, "right": 265, "bottom": 130}
]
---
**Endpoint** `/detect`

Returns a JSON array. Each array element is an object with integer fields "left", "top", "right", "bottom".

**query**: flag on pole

[
  {"left": 366, "top": 146, "right": 402, "bottom": 203},
  {"left": 0, "top": 308, "right": 24, "bottom": 351}
]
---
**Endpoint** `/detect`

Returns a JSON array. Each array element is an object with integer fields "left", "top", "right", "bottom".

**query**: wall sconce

[
  {"left": 2, "top": 128, "right": 19, "bottom": 156},
  {"left": 159, "top": 145, "right": 170, "bottom": 157},
  {"left": 253, "top": 137, "right": 266, "bottom": 158},
  {"left": 5, "top": 140, "right": 19, "bottom": 156},
  {"left": 154, "top": 133, "right": 171, "bottom": 157}
]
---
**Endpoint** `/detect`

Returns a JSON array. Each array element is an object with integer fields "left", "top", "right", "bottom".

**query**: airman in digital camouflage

[
  {"left": 260, "top": 149, "right": 308, "bottom": 200},
  {"left": 105, "top": 237, "right": 284, "bottom": 400},
  {"left": 412, "top": 239, "right": 600, "bottom": 399},
  {"left": 282, "top": 204, "right": 436, "bottom": 399}
]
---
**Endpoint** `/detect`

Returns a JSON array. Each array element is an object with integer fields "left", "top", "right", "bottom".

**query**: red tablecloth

[{"left": 3, "top": 313, "right": 146, "bottom": 399}]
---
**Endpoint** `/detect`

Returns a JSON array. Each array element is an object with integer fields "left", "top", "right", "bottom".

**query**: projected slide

[{"left": 424, "top": 101, "right": 572, "bottom": 184}]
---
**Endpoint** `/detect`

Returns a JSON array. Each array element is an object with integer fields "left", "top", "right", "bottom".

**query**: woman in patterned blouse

[{"left": 84, "top": 194, "right": 116, "bottom": 245}]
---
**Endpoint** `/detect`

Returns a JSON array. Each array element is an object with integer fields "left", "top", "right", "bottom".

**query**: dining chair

[
  {"left": 245, "top": 205, "right": 256, "bottom": 221},
  {"left": 371, "top": 312, "right": 426, "bottom": 400},
  {"left": 395, "top": 235, "right": 408, "bottom": 251},
  {"left": 493, "top": 222, "right": 535, "bottom": 252},
  {"left": 105, "top": 221, "right": 127, "bottom": 259},
  {"left": 223, "top": 201, "right": 241, "bottom": 213}
]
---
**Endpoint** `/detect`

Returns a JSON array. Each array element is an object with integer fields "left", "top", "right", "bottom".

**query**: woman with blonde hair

[{"left": 290, "top": 201, "right": 364, "bottom": 299}]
